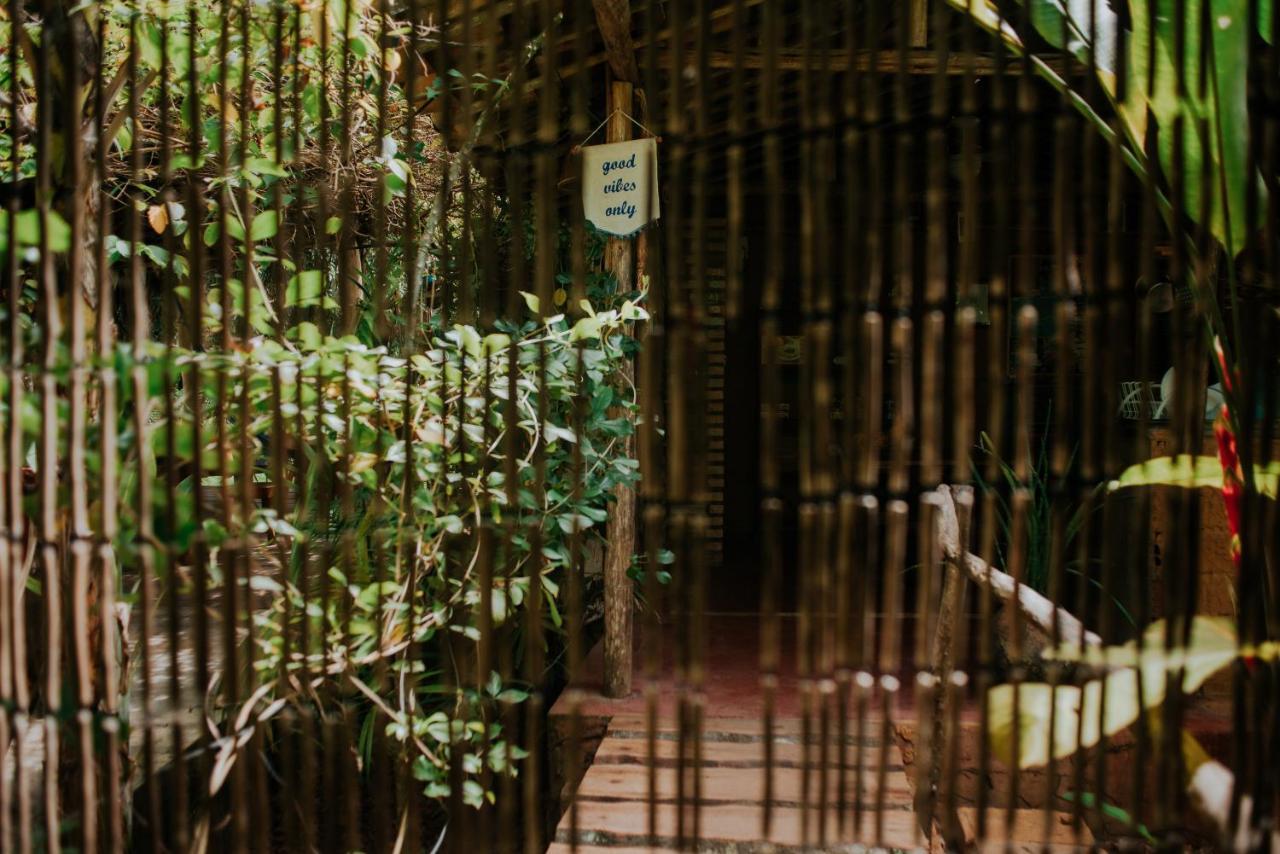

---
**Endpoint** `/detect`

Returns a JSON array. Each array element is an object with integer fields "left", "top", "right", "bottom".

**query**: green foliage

[
  {"left": 947, "top": 0, "right": 1271, "bottom": 256},
  {"left": 0, "top": 209, "right": 72, "bottom": 254},
  {"left": 970, "top": 419, "right": 1099, "bottom": 596},
  {"left": 0, "top": 0, "right": 629, "bottom": 808},
  {"left": 0, "top": 0, "right": 626, "bottom": 818},
  {"left": 4, "top": 286, "right": 640, "bottom": 805}
]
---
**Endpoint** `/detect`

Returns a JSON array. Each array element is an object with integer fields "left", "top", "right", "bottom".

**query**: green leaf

[
  {"left": 139, "top": 21, "right": 163, "bottom": 70},
  {"left": 105, "top": 233, "right": 131, "bottom": 262},
  {"left": 292, "top": 321, "right": 322, "bottom": 349},
  {"left": 557, "top": 513, "right": 594, "bottom": 534},
  {"left": 1147, "top": 0, "right": 1256, "bottom": 255},
  {"left": 244, "top": 157, "right": 289, "bottom": 178},
  {"left": 482, "top": 333, "right": 511, "bottom": 355},
  {"left": 1061, "top": 793, "right": 1156, "bottom": 843},
  {"left": 619, "top": 299, "right": 649, "bottom": 321},
  {"left": 225, "top": 213, "right": 245, "bottom": 242},
  {"left": 453, "top": 324, "right": 483, "bottom": 359},
  {"left": 570, "top": 315, "right": 603, "bottom": 342},
  {"left": 544, "top": 423, "right": 577, "bottom": 444},
  {"left": 1022, "top": 0, "right": 1121, "bottom": 80},
  {"left": 139, "top": 244, "right": 170, "bottom": 268},
  {"left": 348, "top": 34, "right": 372, "bottom": 58},
  {"left": 1110, "top": 454, "right": 1224, "bottom": 490},
  {"left": 249, "top": 209, "right": 279, "bottom": 242},
  {"left": 115, "top": 119, "right": 133, "bottom": 153},
  {"left": 286, "top": 270, "right": 324, "bottom": 308},
  {"left": 0, "top": 209, "right": 72, "bottom": 253},
  {"left": 168, "top": 153, "right": 198, "bottom": 172},
  {"left": 496, "top": 688, "right": 528, "bottom": 704}
]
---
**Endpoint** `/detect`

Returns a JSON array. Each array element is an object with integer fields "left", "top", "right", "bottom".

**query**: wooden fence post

[{"left": 603, "top": 80, "right": 636, "bottom": 698}]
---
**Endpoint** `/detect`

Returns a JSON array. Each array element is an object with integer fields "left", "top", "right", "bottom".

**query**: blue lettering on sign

[
  {"left": 603, "top": 177, "right": 638, "bottom": 194},
  {"left": 605, "top": 201, "right": 638, "bottom": 219},
  {"left": 600, "top": 153, "right": 638, "bottom": 175}
]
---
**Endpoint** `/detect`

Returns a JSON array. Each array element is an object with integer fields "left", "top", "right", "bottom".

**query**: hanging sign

[{"left": 581, "top": 138, "right": 660, "bottom": 238}]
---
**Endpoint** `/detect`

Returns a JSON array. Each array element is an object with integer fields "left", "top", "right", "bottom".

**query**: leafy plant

[
  {"left": 1062, "top": 792, "right": 1158, "bottom": 843},
  {"left": 971, "top": 428, "right": 1078, "bottom": 595},
  {"left": 948, "top": 0, "right": 1271, "bottom": 258},
  {"left": 986, "top": 616, "right": 1246, "bottom": 767},
  {"left": 949, "top": 12, "right": 1277, "bottom": 818},
  {"left": 970, "top": 423, "right": 1137, "bottom": 628},
  {"left": 0, "top": 0, "right": 638, "bottom": 825}
]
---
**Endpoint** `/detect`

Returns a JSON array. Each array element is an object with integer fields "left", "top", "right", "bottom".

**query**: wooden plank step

[
  {"left": 557, "top": 800, "right": 922, "bottom": 850},
  {"left": 576, "top": 760, "right": 914, "bottom": 806},
  {"left": 957, "top": 808, "right": 1093, "bottom": 852},
  {"left": 592, "top": 734, "right": 903, "bottom": 769},
  {"left": 607, "top": 715, "right": 899, "bottom": 739}
]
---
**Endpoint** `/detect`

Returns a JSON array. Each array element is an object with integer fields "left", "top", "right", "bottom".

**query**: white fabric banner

[{"left": 580, "top": 138, "right": 660, "bottom": 238}]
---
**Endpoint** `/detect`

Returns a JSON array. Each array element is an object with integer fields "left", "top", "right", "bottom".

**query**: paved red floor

[{"left": 552, "top": 614, "right": 919, "bottom": 721}]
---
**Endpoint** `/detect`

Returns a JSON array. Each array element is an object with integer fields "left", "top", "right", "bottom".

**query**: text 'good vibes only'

[
  {"left": 601, "top": 153, "right": 639, "bottom": 219},
  {"left": 582, "top": 138, "right": 658, "bottom": 236}
]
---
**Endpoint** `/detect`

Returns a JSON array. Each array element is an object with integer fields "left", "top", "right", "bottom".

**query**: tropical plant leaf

[
  {"left": 1109, "top": 454, "right": 1278, "bottom": 497},
  {"left": 1022, "top": 0, "right": 1122, "bottom": 82},
  {"left": 948, "top": 0, "right": 1265, "bottom": 256},
  {"left": 1148, "top": 0, "right": 1255, "bottom": 255},
  {"left": 945, "top": 0, "right": 1026, "bottom": 46},
  {"left": 987, "top": 617, "right": 1239, "bottom": 768}
]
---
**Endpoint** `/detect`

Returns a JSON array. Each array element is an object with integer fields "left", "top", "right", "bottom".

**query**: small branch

[
  {"left": 100, "top": 70, "right": 160, "bottom": 152},
  {"left": 933, "top": 484, "right": 1101, "bottom": 650}
]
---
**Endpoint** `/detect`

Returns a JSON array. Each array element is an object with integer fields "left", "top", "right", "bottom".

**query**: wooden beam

[
  {"left": 521, "top": 48, "right": 1070, "bottom": 96},
  {"left": 666, "top": 48, "right": 1070, "bottom": 76},
  {"left": 470, "top": 0, "right": 766, "bottom": 93},
  {"left": 591, "top": 0, "right": 640, "bottom": 83}
]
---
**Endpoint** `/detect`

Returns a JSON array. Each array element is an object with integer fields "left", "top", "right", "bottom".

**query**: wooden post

[
  {"left": 910, "top": 0, "right": 929, "bottom": 47},
  {"left": 603, "top": 80, "right": 636, "bottom": 698}
]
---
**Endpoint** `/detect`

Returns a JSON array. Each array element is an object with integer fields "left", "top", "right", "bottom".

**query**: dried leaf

[{"left": 147, "top": 204, "right": 169, "bottom": 234}]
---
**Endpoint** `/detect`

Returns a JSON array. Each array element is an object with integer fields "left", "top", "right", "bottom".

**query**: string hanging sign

[{"left": 577, "top": 109, "right": 660, "bottom": 238}]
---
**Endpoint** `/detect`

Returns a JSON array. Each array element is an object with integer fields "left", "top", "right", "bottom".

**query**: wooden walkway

[
  {"left": 549, "top": 712, "right": 919, "bottom": 852},
  {"left": 548, "top": 617, "right": 1097, "bottom": 852}
]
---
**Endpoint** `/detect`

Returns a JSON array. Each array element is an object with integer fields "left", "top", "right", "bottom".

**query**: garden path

[{"left": 548, "top": 615, "right": 1097, "bottom": 852}]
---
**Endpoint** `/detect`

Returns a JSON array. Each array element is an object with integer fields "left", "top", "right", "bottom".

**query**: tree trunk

[{"left": 602, "top": 81, "right": 636, "bottom": 699}]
